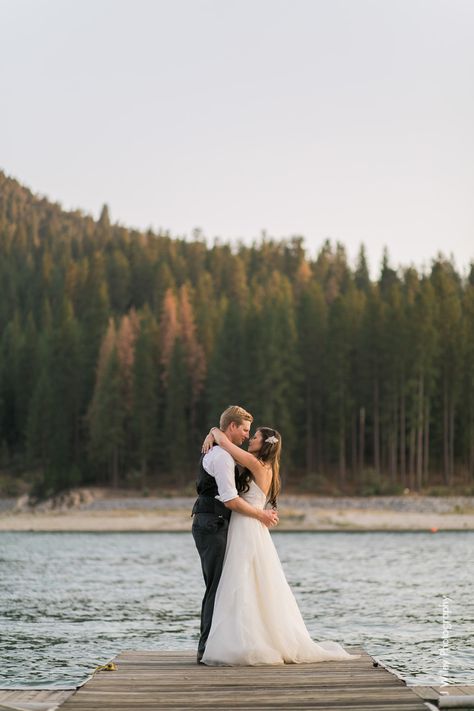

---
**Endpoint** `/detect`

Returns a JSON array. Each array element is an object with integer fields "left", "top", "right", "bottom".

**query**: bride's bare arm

[{"left": 209, "top": 427, "right": 264, "bottom": 477}]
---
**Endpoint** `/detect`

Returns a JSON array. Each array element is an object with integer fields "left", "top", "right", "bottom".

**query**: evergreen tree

[
  {"left": 296, "top": 281, "right": 327, "bottom": 474},
  {"left": 162, "top": 339, "right": 188, "bottom": 481},
  {"left": 88, "top": 345, "right": 125, "bottom": 487},
  {"left": 132, "top": 308, "right": 160, "bottom": 479},
  {"left": 16, "top": 312, "right": 38, "bottom": 447},
  {"left": 355, "top": 244, "right": 371, "bottom": 293},
  {"left": 46, "top": 298, "right": 83, "bottom": 489},
  {"left": 26, "top": 367, "right": 55, "bottom": 493},
  {"left": 431, "top": 259, "right": 463, "bottom": 485},
  {"left": 461, "top": 282, "right": 474, "bottom": 478},
  {"left": 0, "top": 170, "right": 473, "bottom": 494}
]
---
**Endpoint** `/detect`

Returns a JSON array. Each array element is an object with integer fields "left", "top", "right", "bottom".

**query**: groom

[{"left": 192, "top": 405, "right": 279, "bottom": 663}]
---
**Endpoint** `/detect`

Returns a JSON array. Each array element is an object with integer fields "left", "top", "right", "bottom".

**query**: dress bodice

[{"left": 240, "top": 479, "right": 267, "bottom": 509}]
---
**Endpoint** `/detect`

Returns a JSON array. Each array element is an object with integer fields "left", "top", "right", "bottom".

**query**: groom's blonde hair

[{"left": 220, "top": 405, "right": 253, "bottom": 431}]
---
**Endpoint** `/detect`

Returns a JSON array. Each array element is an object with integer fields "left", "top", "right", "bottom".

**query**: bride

[{"left": 199, "top": 425, "right": 360, "bottom": 666}]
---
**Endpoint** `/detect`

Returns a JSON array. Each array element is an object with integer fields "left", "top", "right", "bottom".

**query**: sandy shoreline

[{"left": 1, "top": 494, "right": 473, "bottom": 531}]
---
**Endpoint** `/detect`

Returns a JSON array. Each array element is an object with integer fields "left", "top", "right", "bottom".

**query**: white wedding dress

[{"left": 201, "top": 479, "right": 360, "bottom": 666}]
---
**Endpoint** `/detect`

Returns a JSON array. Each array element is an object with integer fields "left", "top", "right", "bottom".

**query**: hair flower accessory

[{"left": 265, "top": 435, "right": 278, "bottom": 444}]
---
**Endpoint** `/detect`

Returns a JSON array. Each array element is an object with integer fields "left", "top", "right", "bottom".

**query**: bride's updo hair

[{"left": 236, "top": 427, "right": 282, "bottom": 508}]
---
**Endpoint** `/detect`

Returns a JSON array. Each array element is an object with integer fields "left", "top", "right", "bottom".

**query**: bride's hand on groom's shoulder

[{"left": 201, "top": 431, "right": 215, "bottom": 454}]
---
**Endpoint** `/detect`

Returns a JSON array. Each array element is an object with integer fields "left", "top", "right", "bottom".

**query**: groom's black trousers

[{"left": 192, "top": 512, "right": 229, "bottom": 657}]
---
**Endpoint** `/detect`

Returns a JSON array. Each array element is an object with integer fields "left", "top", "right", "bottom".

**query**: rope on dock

[{"left": 94, "top": 662, "right": 117, "bottom": 672}]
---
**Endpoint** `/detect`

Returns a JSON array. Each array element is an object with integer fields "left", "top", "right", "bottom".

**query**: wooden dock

[
  {"left": 59, "top": 647, "right": 425, "bottom": 710},
  {"left": 2, "top": 650, "right": 473, "bottom": 710}
]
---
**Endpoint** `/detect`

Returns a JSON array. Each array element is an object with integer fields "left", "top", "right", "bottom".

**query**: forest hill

[{"left": 0, "top": 170, "right": 473, "bottom": 497}]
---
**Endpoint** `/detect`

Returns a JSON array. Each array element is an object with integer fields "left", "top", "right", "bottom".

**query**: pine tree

[
  {"left": 326, "top": 292, "right": 354, "bottom": 484},
  {"left": 246, "top": 273, "right": 300, "bottom": 475},
  {"left": 162, "top": 339, "right": 188, "bottom": 481},
  {"left": 79, "top": 254, "right": 110, "bottom": 410},
  {"left": 26, "top": 366, "right": 55, "bottom": 494},
  {"left": 361, "top": 285, "right": 385, "bottom": 480},
  {"left": 461, "top": 282, "right": 474, "bottom": 478},
  {"left": 132, "top": 308, "right": 160, "bottom": 479},
  {"left": 296, "top": 281, "right": 327, "bottom": 474},
  {"left": 431, "top": 259, "right": 463, "bottom": 486},
  {"left": 179, "top": 284, "right": 206, "bottom": 441},
  {"left": 1, "top": 170, "right": 474, "bottom": 493},
  {"left": 107, "top": 249, "right": 131, "bottom": 312},
  {"left": 0, "top": 312, "right": 23, "bottom": 449},
  {"left": 88, "top": 345, "right": 125, "bottom": 487},
  {"left": 355, "top": 244, "right": 371, "bottom": 293},
  {"left": 408, "top": 279, "right": 438, "bottom": 489},
  {"left": 46, "top": 298, "right": 83, "bottom": 489},
  {"left": 16, "top": 312, "right": 38, "bottom": 447},
  {"left": 206, "top": 297, "right": 247, "bottom": 418},
  {"left": 160, "top": 289, "right": 180, "bottom": 384}
]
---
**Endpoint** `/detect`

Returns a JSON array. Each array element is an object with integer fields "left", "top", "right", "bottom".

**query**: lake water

[{"left": 1, "top": 531, "right": 472, "bottom": 688}]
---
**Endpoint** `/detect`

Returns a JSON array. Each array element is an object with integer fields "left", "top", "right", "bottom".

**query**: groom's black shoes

[{"left": 196, "top": 652, "right": 203, "bottom": 664}]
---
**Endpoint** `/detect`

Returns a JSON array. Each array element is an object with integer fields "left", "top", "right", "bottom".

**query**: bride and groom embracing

[{"left": 191, "top": 405, "right": 359, "bottom": 666}]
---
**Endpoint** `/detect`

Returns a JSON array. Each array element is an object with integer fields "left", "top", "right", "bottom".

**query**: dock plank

[
  {"left": 0, "top": 689, "right": 75, "bottom": 711},
  {"left": 57, "top": 648, "right": 428, "bottom": 710}
]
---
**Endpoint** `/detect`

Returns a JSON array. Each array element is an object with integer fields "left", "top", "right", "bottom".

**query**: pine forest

[{"left": 1, "top": 171, "right": 473, "bottom": 498}]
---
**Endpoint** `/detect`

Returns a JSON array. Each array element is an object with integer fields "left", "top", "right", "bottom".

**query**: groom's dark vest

[{"left": 191, "top": 452, "right": 237, "bottom": 521}]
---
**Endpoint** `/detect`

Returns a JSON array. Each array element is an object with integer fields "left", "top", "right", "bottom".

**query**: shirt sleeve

[{"left": 203, "top": 447, "right": 238, "bottom": 503}]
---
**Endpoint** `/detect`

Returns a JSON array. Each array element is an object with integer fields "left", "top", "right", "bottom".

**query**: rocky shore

[{"left": 0, "top": 489, "right": 473, "bottom": 531}]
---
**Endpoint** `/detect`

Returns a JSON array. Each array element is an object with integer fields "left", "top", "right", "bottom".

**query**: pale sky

[{"left": 1, "top": 0, "right": 473, "bottom": 275}]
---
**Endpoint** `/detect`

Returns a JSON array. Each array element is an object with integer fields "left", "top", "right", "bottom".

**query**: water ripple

[{"left": 0, "top": 531, "right": 472, "bottom": 687}]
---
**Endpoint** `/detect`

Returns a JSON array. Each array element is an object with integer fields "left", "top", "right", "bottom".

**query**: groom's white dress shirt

[{"left": 202, "top": 446, "right": 238, "bottom": 503}]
